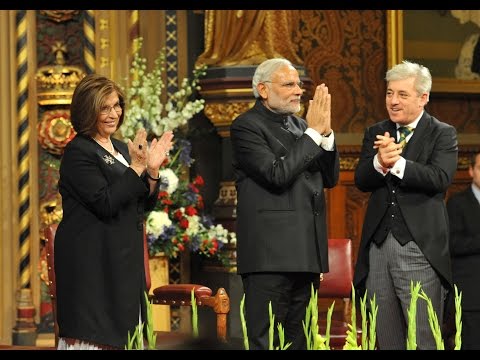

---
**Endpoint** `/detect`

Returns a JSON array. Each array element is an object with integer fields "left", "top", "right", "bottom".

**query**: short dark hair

[
  {"left": 70, "top": 74, "right": 125, "bottom": 137},
  {"left": 471, "top": 152, "right": 480, "bottom": 168}
]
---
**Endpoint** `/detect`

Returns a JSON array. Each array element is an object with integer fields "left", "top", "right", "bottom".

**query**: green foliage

[
  {"left": 343, "top": 284, "right": 361, "bottom": 350},
  {"left": 191, "top": 289, "right": 199, "bottom": 338},
  {"left": 303, "top": 285, "right": 330, "bottom": 350},
  {"left": 240, "top": 294, "right": 249, "bottom": 350},
  {"left": 368, "top": 294, "right": 378, "bottom": 350},
  {"left": 418, "top": 290, "right": 444, "bottom": 349},
  {"left": 406, "top": 281, "right": 421, "bottom": 350},
  {"left": 360, "top": 290, "right": 368, "bottom": 350},
  {"left": 144, "top": 292, "right": 157, "bottom": 349},
  {"left": 454, "top": 285, "right": 462, "bottom": 350},
  {"left": 406, "top": 281, "right": 463, "bottom": 351},
  {"left": 265, "top": 302, "right": 291, "bottom": 350}
]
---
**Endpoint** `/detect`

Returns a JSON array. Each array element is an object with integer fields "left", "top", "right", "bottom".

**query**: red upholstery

[
  {"left": 153, "top": 284, "right": 213, "bottom": 303},
  {"left": 319, "top": 238, "right": 354, "bottom": 298},
  {"left": 318, "top": 238, "right": 360, "bottom": 349}
]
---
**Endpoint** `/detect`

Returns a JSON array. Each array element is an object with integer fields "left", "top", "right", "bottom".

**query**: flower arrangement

[
  {"left": 120, "top": 37, "right": 235, "bottom": 263},
  {"left": 120, "top": 37, "right": 206, "bottom": 139},
  {"left": 145, "top": 138, "right": 236, "bottom": 262}
]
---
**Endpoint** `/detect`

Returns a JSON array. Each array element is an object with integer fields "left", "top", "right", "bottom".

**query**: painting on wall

[{"left": 387, "top": 10, "right": 480, "bottom": 94}]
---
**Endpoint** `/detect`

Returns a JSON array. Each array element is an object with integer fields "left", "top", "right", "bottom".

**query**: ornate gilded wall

[{"left": 294, "top": 10, "right": 388, "bottom": 133}]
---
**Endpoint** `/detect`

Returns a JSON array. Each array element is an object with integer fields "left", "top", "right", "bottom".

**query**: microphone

[{"left": 282, "top": 118, "right": 289, "bottom": 130}]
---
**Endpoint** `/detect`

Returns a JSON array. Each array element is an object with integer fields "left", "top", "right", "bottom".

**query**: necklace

[{"left": 93, "top": 136, "right": 115, "bottom": 155}]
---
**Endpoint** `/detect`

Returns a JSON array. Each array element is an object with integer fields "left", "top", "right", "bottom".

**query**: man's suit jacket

[
  {"left": 353, "top": 111, "right": 458, "bottom": 290},
  {"left": 231, "top": 100, "right": 340, "bottom": 275},
  {"left": 55, "top": 134, "right": 158, "bottom": 348},
  {"left": 447, "top": 186, "right": 480, "bottom": 310}
]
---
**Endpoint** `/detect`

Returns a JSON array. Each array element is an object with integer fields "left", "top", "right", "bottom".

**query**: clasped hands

[
  {"left": 127, "top": 128, "right": 174, "bottom": 178},
  {"left": 306, "top": 83, "right": 332, "bottom": 136},
  {"left": 374, "top": 131, "right": 402, "bottom": 170}
]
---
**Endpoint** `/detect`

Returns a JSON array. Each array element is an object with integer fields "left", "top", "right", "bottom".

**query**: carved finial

[{"left": 52, "top": 41, "right": 67, "bottom": 66}]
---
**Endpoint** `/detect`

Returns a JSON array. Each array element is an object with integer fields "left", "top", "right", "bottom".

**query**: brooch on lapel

[{"left": 103, "top": 154, "right": 115, "bottom": 165}]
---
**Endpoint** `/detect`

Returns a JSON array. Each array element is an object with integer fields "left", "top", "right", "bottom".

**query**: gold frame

[{"left": 386, "top": 10, "right": 480, "bottom": 94}]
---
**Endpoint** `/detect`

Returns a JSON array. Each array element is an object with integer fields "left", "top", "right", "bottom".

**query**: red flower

[
  {"left": 174, "top": 209, "right": 183, "bottom": 220},
  {"left": 184, "top": 206, "right": 197, "bottom": 216},
  {"left": 158, "top": 191, "right": 169, "bottom": 199},
  {"left": 179, "top": 218, "right": 189, "bottom": 229},
  {"left": 178, "top": 243, "right": 185, "bottom": 251},
  {"left": 197, "top": 195, "right": 204, "bottom": 210},
  {"left": 189, "top": 184, "right": 199, "bottom": 193},
  {"left": 193, "top": 175, "right": 204, "bottom": 187}
]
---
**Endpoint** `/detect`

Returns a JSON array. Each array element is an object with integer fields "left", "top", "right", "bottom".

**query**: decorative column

[
  {"left": 83, "top": 10, "right": 95, "bottom": 74},
  {"left": 12, "top": 9, "right": 37, "bottom": 346}
]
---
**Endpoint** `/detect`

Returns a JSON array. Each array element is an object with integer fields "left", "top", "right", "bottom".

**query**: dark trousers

[
  {"left": 462, "top": 311, "right": 480, "bottom": 350},
  {"left": 241, "top": 272, "right": 320, "bottom": 350}
]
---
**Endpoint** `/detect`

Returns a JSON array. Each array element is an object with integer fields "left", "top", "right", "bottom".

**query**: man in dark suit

[
  {"left": 447, "top": 152, "right": 480, "bottom": 350},
  {"left": 353, "top": 61, "right": 458, "bottom": 349},
  {"left": 231, "top": 58, "right": 339, "bottom": 350}
]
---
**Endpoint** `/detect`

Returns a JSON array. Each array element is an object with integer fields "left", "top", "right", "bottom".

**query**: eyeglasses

[
  {"left": 263, "top": 80, "right": 304, "bottom": 90},
  {"left": 100, "top": 103, "right": 122, "bottom": 115}
]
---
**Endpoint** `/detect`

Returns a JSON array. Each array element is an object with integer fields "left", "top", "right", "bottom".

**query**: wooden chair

[
  {"left": 151, "top": 284, "right": 230, "bottom": 342},
  {"left": 318, "top": 238, "right": 360, "bottom": 349},
  {"left": 44, "top": 223, "right": 230, "bottom": 348},
  {"left": 142, "top": 228, "right": 230, "bottom": 343}
]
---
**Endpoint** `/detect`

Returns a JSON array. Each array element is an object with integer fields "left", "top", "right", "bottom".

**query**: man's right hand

[
  {"left": 374, "top": 131, "right": 402, "bottom": 168},
  {"left": 306, "top": 84, "right": 331, "bottom": 136}
]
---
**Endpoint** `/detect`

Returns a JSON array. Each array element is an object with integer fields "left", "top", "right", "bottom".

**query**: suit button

[
  {"left": 305, "top": 174, "right": 310, "bottom": 179},
  {"left": 314, "top": 212, "right": 319, "bottom": 216},
  {"left": 314, "top": 191, "right": 319, "bottom": 196}
]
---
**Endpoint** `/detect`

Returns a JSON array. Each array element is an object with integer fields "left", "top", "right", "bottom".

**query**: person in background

[
  {"left": 54, "top": 74, "right": 174, "bottom": 349},
  {"left": 447, "top": 151, "right": 480, "bottom": 350},
  {"left": 353, "top": 60, "right": 458, "bottom": 349},
  {"left": 231, "top": 58, "right": 340, "bottom": 350}
]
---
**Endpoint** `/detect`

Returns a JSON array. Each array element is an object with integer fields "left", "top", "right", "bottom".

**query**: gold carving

[
  {"left": 340, "top": 157, "right": 359, "bottom": 171},
  {"left": 214, "top": 181, "right": 237, "bottom": 207},
  {"left": 39, "top": 194, "right": 63, "bottom": 241},
  {"left": 458, "top": 156, "right": 471, "bottom": 170},
  {"left": 204, "top": 102, "right": 254, "bottom": 128},
  {"left": 37, "top": 110, "right": 76, "bottom": 156},
  {"left": 40, "top": 10, "right": 80, "bottom": 23},
  {"left": 36, "top": 41, "right": 86, "bottom": 106}
]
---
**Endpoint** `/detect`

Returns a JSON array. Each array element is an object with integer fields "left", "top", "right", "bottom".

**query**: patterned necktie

[{"left": 397, "top": 126, "right": 414, "bottom": 149}]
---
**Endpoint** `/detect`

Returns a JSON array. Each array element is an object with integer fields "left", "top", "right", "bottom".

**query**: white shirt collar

[
  {"left": 472, "top": 183, "right": 480, "bottom": 205},
  {"left": 396, "top": 110, "right": 423, "bottom": 131}
]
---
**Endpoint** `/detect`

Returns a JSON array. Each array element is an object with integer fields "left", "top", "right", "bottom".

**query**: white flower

[
  {"left": 146, "top": 211, "right": 172, "bottom": 238},
  {"left": 120, "top": 37, "right": 207, "bottom": 139},
  {"left": 185, "top": 214, "right": 202, "bottom": 237},
  {"left": 159, "top": 168, "right": 179, "bottom": 195},
  {"left": 207, "top": 224, "right": 233, "bottom": 244}
]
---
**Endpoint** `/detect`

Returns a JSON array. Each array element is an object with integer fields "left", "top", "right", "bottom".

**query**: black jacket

[
  {"left": 231, "top": 100, "right": 340, "bottom": 274},
  {"left": 447, "top": 186, "right": 480, "bottom": 310},
  {"left": 55, "top": 134, "right": 158, "bottom": 348},
  {"left": 354, "top": 111, "right": 458, "bottom": 290}
]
